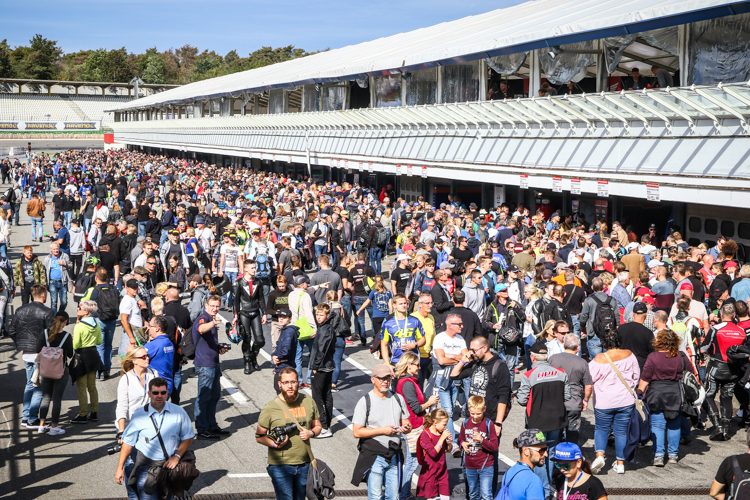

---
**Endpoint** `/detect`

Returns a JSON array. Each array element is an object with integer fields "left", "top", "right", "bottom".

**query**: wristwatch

[{"left": 494, "top": 421, "right": 503, "bottom": 427}]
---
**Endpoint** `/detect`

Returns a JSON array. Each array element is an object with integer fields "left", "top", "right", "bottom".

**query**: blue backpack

[
  {"left": 497, "top": 468, "right": 523, "bottom": 500},
  {"left": 256, "top": 252, "right": 271, "bottom": 279}
]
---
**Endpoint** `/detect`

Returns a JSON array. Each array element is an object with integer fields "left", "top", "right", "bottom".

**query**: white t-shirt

[
  {"left": 119, "top": 295, "right": 143, "bottom": 328},
  {"left": 196, "top": 227, "right": 215, "bottom": 253},
  {"left": 432, "top": 332, "right": 467, "bottom": 356},
  {"left": 220, "top": 243, "right": 241, "bottom": 273}
]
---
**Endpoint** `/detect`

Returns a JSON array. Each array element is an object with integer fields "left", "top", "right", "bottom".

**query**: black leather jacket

[
  {"left": 232, "top": 277, "right": 266, "bottom": 315},
  {"left": 543, "top": 298, "right": 573, "bottom": 331},
  {"left": 8, "top": 301, "right": 55, "bottom": 352}
]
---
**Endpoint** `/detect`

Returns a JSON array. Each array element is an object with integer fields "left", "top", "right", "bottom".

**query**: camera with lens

[
  {"left": 268, "top": 423, "right": 297, "bottom": 444},
  {"left": 107, "top": 444, "right": 122, "bottom": 455},
  {"left": 218, "top": 342, "right": 232, "bottom": 351}
]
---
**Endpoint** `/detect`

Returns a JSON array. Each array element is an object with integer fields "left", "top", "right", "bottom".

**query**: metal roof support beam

[
  {"left": 667, "top": 88, "right": 721, "bottom": 132},
  {"left": 622, "top": 91, "right": 674, "bottom": 134},
  {"left": 692, "top": 86, "right": 750, "bottom": 133},
  {"left": 620, "top": 51, "right": 677, "bottom": 73},
  {"left": 567, "top": 95, "right": 613, "bottom": 134},
  {"left": 643, "top": 90, "right": 696, "bottom": 134}
]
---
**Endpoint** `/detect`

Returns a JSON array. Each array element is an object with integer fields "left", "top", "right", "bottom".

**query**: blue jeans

[
  {"left": 353, "top": 295, "right": 372, "bottom": 340},
  {"left": 84, "top": 218, "right": 92, "bottom": 233},
  {"left": 267, "top": 463, "right": 309, "bottom": 500},
  {"left": 314, "top": 244, "right": 327, "bottom": 267},
  {"left": 594, "top": 404, "right": 634, "bottom": 461},
  {"left": 97, "top": 319, "right": 117, "bottom": 371},
  {"left": 0, "top": 243, "right": 6, "bottom": 259},
  {"left": 23, "top": 361, "right": 43, "bottom": 422},
  {"left": 332, "top": 337, "right": 346, "bottom": 385},
  {"left": 138, "top": 221, "right": 147, "bottom": 237},
  {"left": 466, "top": 466, "right": 493, "bottom": 500},
  {"left": 123, "top": 448, "right": 138, "bottom": 500},
  {"left": 524, "top": 334, "right": 536, "bottom": 370},
  {"left": 295, "top": 338, "right": 314, "bottom": 385},
  {"left": 13, "top": 202, "right": 20, "bottom": 225},
  {"left": 651, "top": 411, "right": 680, "bottom": 458},
  {"left": 135, "top": 465, "right": 173, "bottom": 500},
  {"left": 340, "top": 294, "right": 352, "bottom": 330},
  {"left": 368, "top": 454, "right": 400, "bottom": 500},
  {"left": 160, "top": 228, "right": 169, "bottom": 246},
  {"left": 587, "top": 333, "right": 604, "bottom": 359},
  {"left": 532, "top": 429, "right": 560, "bottom": 499},
  {"left": 48, "top": 280, "right": 67, "bottom": 314},
  {"left": 30, "top": 216, "right": 43, "bottom": 240},
  {"left": 223, "top": 271, "right": 238, "bottom": 307},
  {"left": 504, "top": 344, "right": 518, "bottom": 373},
  {"left": 437, "top": 371, "right": 458, "bottom": 441},
  {"left": 63, "top": 211, "right": 72, "bottom": 228},
  {"left": 369, "top": 247, "right": 383, "bottom": 275},
  {"left": 171, "top": 364, "right": 183, "bottom": 404},
  {"left": 401, "top": 448, "right": 417, "bottom": 500},
  {"left": 194, "top": 365, "right": 221, "bottom": 433}
]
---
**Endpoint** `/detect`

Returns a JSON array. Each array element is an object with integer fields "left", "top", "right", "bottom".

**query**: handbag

[
  {"left": 604, "top": 352, "right": 650, "bottom": 462},
  {"left": 405, "top": 427, "right": 424, "bottom": 455},
  {"left": 295, "top": 293, "right": 315, "bottom": 341},
  {"left": 274, "top": 397, "right": 336, "bottom": 500},
  {"left": 149, "top": 408, "right": 200, "bottom": 497}
]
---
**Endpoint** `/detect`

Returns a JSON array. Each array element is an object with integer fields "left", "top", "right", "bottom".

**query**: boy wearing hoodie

[
  {"left": 272, "top": 309, "right": 299, "bottom": 393},
  {"left": 68, "top": 219, "right": 86, "bottom": 277}
]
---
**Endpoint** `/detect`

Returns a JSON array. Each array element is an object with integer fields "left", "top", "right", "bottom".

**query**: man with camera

[
  {"left": 115, "top": 377, "right": 194, "bottom": 500},
  {"left": 256, "top": 367, "right": 322, "bottom": 500},
  {"left": 192, "top": 294, "right": 231, "bottom": 440}
]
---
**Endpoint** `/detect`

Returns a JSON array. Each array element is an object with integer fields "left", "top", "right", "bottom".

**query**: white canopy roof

[{"left": 111, "top": 0, "right": 750, "bottom": 111}]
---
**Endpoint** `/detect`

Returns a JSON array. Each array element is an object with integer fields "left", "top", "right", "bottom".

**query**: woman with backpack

[
  {"left": 36, "top": 313, "right": 73, "bottom": 435},
  {"left": 355, "top": 276, "right": 393, "bottom": 343},
  {"left": 637, "top": 329, "right": 688, "bottom": 467}
]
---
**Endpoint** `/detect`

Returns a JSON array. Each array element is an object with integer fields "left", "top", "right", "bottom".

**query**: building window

[{"left": 704, "top": 218, "right": 718, "bottom": 235}]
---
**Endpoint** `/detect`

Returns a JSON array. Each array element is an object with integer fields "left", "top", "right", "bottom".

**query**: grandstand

[{"left": 0, "top": 94, "right": 130, "bottom": 126}]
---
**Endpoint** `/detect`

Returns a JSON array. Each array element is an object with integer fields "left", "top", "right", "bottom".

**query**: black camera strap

[{"left": 146, "top": 404, "right": 170, "bottom": 461}]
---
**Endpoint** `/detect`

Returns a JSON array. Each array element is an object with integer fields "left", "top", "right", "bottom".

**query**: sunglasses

[
  {"left": 134, "top": 354, "right": 150, "bottom": 360},
  {"left": 554, "top": 462, "right": 574, "bottom": 470},
  {"left": 151, "top": 390, "right": 167, "bottom": 395}
]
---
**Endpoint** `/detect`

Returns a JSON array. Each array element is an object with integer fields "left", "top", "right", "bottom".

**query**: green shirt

[
  {"left": 72, "top": 317, "right": 102, "bottom": 349},
  {"left": 258, "top": 394, "right": 319, "bottom": 466}
]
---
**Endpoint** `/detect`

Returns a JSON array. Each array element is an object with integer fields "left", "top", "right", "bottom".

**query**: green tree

[
  {"left": 0, "top": 39, "right": 13, "bottom": 78},
  {"left": 24, "top": 34, "right": 60, "bottom": 79},
  {"left": 142, "top": 51, "right": 167, "bottom": 84}
]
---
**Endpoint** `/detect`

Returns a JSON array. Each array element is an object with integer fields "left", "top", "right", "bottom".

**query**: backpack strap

[
  {"left": 364, "top": 392, "right": 371, "bottom": 428},
  {"left": 732, "top": 455, "right": 744, "bottom": 498},
  {"left": 44, "top": 329, "right": 50, "bottom": 347}
]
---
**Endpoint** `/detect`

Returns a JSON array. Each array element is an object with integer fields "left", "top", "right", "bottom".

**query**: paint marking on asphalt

[
  {"left": 343, "top": 354, "right": 372, "bottom": 375},
  {"left": 220, "top": 376, "right": 248, "bottom": 405}
]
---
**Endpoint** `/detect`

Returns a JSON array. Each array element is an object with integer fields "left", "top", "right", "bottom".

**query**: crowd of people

[{"left": 4, "top": 148, "right": 750, "bottom": 500}]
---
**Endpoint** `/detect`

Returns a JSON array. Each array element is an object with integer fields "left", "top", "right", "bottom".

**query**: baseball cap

[
  {"left": 294, "top": 274, "right": 310, "bottom": 286},
  {"left": 635, "top": 287, "right": 655, "bottom": 297},
  {"left": 440, "top": 261, "right": 455, "bottom": 270},
  {"left": 277, "top": 308, "right": 292, "bottom": 318},
  {"left": 508, "top": 264, "right": 520, "bottom": 273},
  {"left": 556, "top": 262, "right": 569, "bottom": 271},
  {"left": 168, "top": 229, "right": 179, "bottom": 235},
  {"left": 626, "top": 242, "right": 639, "bottom": 251},
  {"left": 228, "top": 232, "right": 237, "bottom": 239},
  {"left": 649, "top": 223, "right": 657, "bottom": 229},
  {"left": 680, "top": 282, "right": 694, "bottom": 291},
  {"left": 633, "top": 302, "right": 648, "bottom": 314},
  {"left": 189, "top": 274, "right": 202, "bottom": 284},
  {"left": 85, "top": 255, "right": 100, "bottom": 266},
  {"left": 125, "top": 279, "right": 139, "bottom": 289},
  {"left": 517, "top": 429, "right": 552, "bottom": 449},
  {"left": 495, "top": 283, "right": 508, "bottom": 293},
  {"left": 641, "top": 295, "right": 655, "bottom": 304},
  {"left": 575, "top": 248, "right": 586, "bottom": 256},
  {"left": 725, "top": 261, "right": 739, "bottom": 270},
  {"left": 710, "top": 279, "right": 729, "bottom": 297},
  {"left": 647, "top": 260, "right": 664, "bottom": 269},
  {"left": 553, "top": 442, "right": 583, "bottom": 461},
  {"left": 396, "top": 253, "right": 411, "bottom": 262},
  {"left": 529, "top": 341, "right": 548, "bottom": 355},
  {"left": 542, "top": 269, "right": 554, "bottom": 280},
  {"left": 371, "top": 364, "right": 392, "bottom": 378}
]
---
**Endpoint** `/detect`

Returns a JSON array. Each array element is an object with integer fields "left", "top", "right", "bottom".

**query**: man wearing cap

[
  {"left": 618, "top": 302, "right": 656, "bottom": 371},
  {"left": 271, "top": 309, "right": 299, "bottom": 391},
  {"left": 160, "top": 228, "right": 190, "bottom": 271},
  {"left": 390, "top": 254, "right": 412, "bottom": 297},
  {"left": 621, "top": 242, "right": 645, "bottom": 282},
  {"left": 484, "top": 282, "right": 525, "bottom": 373},
  {"left": 500, "top": 429, "right": 547, "bottom": 500},
  {"left": 517, "top": 342, "right": 570, "bottom": 498},
  {"left": 351, "top": 364, "right": 411, "bottom": 497},
  {"left": 549, "top": 334, "right": 592, "bottom": 445}
]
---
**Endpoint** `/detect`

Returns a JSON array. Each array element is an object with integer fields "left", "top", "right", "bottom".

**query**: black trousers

[
  {"left": 21, "top": 284, "right": 33, "bottom": 305},
  {"left": 70, "top": 254, "right": 83, "bottom": 278},
  {"left": 238, "top": 311, "right": 265, "bottom": 360},
  {"left": 311, "top": 370, "right": 333, "bottom": 429}
]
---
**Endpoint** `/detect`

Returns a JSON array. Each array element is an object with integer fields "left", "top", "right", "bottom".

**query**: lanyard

[
  {"left": 563, "top": 471, "right": 583, "bottom": 500},
  {"left": 134, "top": 371, "right": 148, "bottom": 401},
  {"left": 146, "top": 411, "right": 166, "bottom": 444}
]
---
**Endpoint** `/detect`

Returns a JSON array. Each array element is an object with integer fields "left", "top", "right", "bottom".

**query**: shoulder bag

[
  {"left": 295, "top": 293, "right": 315, "bottom": 340},
  {"left": 604, "top": 352, "right": 650, "bottom": 462}
]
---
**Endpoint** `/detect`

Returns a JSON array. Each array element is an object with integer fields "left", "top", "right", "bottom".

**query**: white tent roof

[{"left": 111, "top": 0, "right": 750, "bottom": 111}]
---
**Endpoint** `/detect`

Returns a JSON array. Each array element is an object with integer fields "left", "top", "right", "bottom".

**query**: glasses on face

[
  {"left": 554, "top": 462, "right": 574, "bottom": 470},
  {"left": 134, "top": 354, "right": 150, "bottom": 361},
  {"left": 151, "top": 390, "right": 167, "bottom": 395},
  {"left": 279, "top": 380, "right": 299, "bottom": 386},
  {"left": 469, "top": 346, "right": 485, "bottom": 354},
  {"left": 531, "top": 446, "right": 548, "bottom": 455},
  {"left": 449, "top": 322, "right": 464, "bottom": 327},
  {"left": 374, "top": 376, "right": 392, "bottom": 382},
  {"left": 410, "top": 362, "right": 420, "bottom": 367},
  {"left": 557, "top": 330, "right": 569, "bottom": 335},
  {"left": 146, "top": 262, "right": 156, "bottom": 266}
]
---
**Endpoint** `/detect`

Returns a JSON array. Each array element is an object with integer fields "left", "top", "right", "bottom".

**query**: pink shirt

[{"left": 588, "top": 353, "right": 640, "bottom": 410}]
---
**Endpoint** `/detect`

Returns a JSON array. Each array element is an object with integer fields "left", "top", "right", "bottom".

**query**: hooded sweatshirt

[
  {"left": 462, "top": 281, "right": 486, "bottom": 320},
  {"left": 69, "top": 226, "right": 86, "bottom": 255},
  {"left": 73, "top": 316, "right": 103, "bottom": 349}
]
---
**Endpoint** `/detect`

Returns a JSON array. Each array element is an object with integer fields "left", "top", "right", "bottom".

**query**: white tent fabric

[{"left": 110, "top": 0, "right": 749, "bottom": 111}]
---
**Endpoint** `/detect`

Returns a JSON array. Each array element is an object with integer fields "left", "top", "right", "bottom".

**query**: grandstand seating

[{"left": 0, "top": 94, "right": 129, "bottom": 125}]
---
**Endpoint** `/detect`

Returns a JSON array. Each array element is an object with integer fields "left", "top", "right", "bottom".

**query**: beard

[{"left": 282, "top": 387, "right": 299, "bottom": 403}]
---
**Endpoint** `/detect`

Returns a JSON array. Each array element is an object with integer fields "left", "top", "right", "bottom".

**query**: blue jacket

[
  {"left": 273, "top": 324, "right": 299, "bottom": 372},
  {"left": 731, "top": 279, "right": 750, "bottom": 303}
]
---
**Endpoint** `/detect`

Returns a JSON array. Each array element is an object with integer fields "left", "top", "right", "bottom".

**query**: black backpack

[
  {"left": 180, "top": 324, "right": 197, "bottom": 360},
  {"left": 73, "top": 271, "right": 95, "bottom": 303},
  {"left": 95, "top": 284, "right": 120, "bottom": 322},
  {"left": 5, "top": 187, "right": 15, "bottom": 204},
  {"left": 591, "top": 294, "right": 617, "bottom": 338},
  {"left": 374, "top": 225, "right": 388, "bottom": 246},
  {"left": 731, "top": 455, "right": 750, "bottom": 500}
]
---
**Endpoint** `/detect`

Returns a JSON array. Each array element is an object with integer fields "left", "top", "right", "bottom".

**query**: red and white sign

[
  {"left": 520, "top": 174, "right": 529, "bottom": 189},
  {"left": 406, "top": 164, "right": 413, "bottom": 176},
  {"left": 597, "top": 180, "right": 609, "bottom": 197},
  {"left": 368, "top": 162, "right": 374, "bottom": 173},
  {"left": 396, "top": 164, "right": 402, "bottom": 175},
  {"left": 571, "top": 178, "right": 581, "bottom": 195},
  {"left": 552, "top": 176, "right": 562, "bottom": 193},
  {"left": 646, "top": 182, "right": 660, "bottom": 202},
  {"left": 422, "top": 165, "right": 427, "bottom": 178}
]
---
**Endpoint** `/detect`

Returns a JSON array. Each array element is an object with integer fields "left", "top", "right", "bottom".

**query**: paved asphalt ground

[{"left": 0, "top": 145, "right": 746, "bottom": 499}]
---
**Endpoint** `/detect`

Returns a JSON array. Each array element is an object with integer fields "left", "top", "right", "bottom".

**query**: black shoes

[
  {"left": 196, "top": 431, "right": 220, "bottom": 440},
  {"left": 71, "top": 415, "right": 88, "bottom": 424},
  {"left": 88, "top": 412, "right": 98, "bottom": 422},
  {"left": 244, "top": 359, "right": 252, "bottom": 375},
  {"left": 251, "top": 358, "right": 261, "bottom": 372},
  {"left": 208, "top": 427, "right": 231, "bottom": 436}
]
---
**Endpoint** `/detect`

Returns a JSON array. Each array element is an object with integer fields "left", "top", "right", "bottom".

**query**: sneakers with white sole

[
  {"left": 612, "top": 462, "right": 625, "bottom": 474},
  {"left": 37, "top": 425, "right": 48, "bottom": 434},
  {"left": 590, "top": 456, "right": 606, "bottom": 474},
  {"left": 49, "top": 427, "right": 66, "bottom": 436},
  {"left": 317, "top": 428, "right": 333, "bottom": 439}
]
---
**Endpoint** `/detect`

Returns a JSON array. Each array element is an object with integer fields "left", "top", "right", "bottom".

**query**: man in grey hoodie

[
  {"left": 68, "top": 219, "right": 87, "bottom": 278},
  {"left": 462, "top": 269, "right": 487, "bottom": 321}
]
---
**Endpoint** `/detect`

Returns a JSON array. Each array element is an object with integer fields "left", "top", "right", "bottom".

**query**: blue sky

[{"left": 3, "top": 0, "right": 526, "bottom": 55}]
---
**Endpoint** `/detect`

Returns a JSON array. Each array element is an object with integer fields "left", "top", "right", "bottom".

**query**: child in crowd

[
  {"left": 459, "top": 396, "right": 499, "bottom": 500},
  {"left": 417, "top": 408, "right": 451, "bottom": 500}
]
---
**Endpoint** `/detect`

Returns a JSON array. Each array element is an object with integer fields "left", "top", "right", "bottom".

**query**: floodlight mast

[{"left": 130, "top": 77, "right": 145, "bottom": 100}]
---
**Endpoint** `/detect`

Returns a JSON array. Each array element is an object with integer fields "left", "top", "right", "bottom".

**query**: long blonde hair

[
  {"left": 394, "top": 351, "right": 419, "bottom": 379},
  {"left": 537, "top": 319, "right": 557, "bottom": 341},
  {"left": 120, "top": 346, "right": 147, "bottom": 375},
  {"left": 373, "top": 275, "right": 386, "bottom": 294}
]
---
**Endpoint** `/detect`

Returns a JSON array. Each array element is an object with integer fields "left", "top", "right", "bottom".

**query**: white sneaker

[
  {"left": 591, "top": 456, "right": 606, "bottom": 474},
  {"left": 317, "top": 428, "right": 333, "bottom": 439},
  {"left": 612, "top": 462, "right": 625, "bottom": 474},
  {"left": 37, "top": 425, "right": 48, "bottom": 434},
  {"left": 49, "top": 427, "right": 66, "bottom": 436}
]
